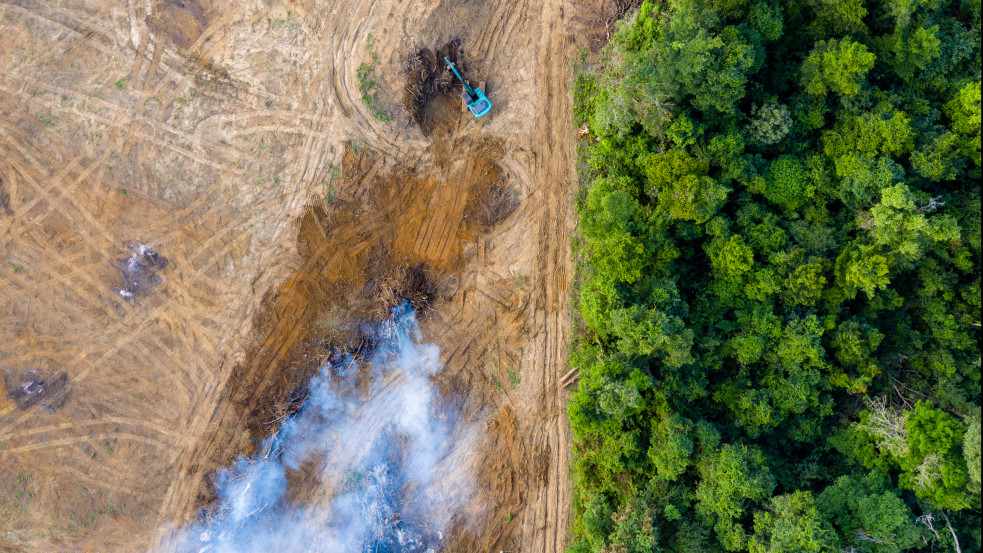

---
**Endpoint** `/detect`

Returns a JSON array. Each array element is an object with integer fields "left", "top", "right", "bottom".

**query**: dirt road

[{"left": 0, "top": 0, "right": 585, "bottom": 550}]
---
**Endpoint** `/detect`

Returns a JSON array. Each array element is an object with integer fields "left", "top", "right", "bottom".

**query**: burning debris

[
  {"left": 116, "top": 243, "right": 168, "bottom": 299},
  {"left": 2, "top": 367, "right": 70, "bottom": 411},
  {"left": 168, "top": 302, "right": 470, "bottom": 553},
  {"left": 376, "top": 264, "right": 438, "bottom": 317}
]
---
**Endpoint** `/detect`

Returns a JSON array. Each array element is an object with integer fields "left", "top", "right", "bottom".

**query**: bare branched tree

[
  {"left": 857, "top": 396, "right": 910, "bottom": 458},
  {"left": 915, "top": 195, "right": 946, "bottom": 214},
  {"left": 917, "top": 514, "right": 940, "bottom": 541},
  {"left": 940, "top": 512, "right": 963, "bottom": 553},
  {"left": 856, "top": 529, "right": 891, "bottom": 544},
  {"left": 912, "top": 452, "right": 944, "bottom": 491}
]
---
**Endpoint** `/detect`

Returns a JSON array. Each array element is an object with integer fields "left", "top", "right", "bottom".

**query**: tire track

[
  {"left": 513, "top": 0, "right": 577, "bottom": 550},
  {"left": 1, "top": 0, "right": 582, "bottom": 551}
]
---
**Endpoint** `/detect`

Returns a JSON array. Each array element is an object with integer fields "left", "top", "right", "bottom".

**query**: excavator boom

[{"left": 443, "top": 57, "right": 492, "bottom": 118}]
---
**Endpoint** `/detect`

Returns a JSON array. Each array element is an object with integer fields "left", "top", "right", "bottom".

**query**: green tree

[
  {"left": 834, "top": 244, "right": 891, "bottom": 299},
  {"left": 577, "top": 489, "right": 615, "bottom": 549},
  {"left": 748, "top": 1, "right": 783, "bottom": 41},
  {"left": 911, "top": 132, "right": 964, "bottom": 181},
  {"left": 829, "top": 318, "right": 884, "bottom": 392},
  {"left": 878, "top": 24, "right": 942, "bottom": 80},
  {"left": 756, "top": 155, "right": 817, "bottom": 212},
  {"left": 867, "top": 184, "right": 961, "bottom": 266},
  {"left": 749, "top": 103, "right": 793, "bottom": 145},
  {"left": 823, "top": 108, "right": 914, "bottom": 158},
  {"left": 695, "top": 444, "right": 776, "bottom": 551},
  {"left": 899, "top": 401, "right": 970, "bottom": 509},
  {"left": 649, "top": 414, "right": 695, "bottom": 481},
  {"left": 884, "top": 0, "right": 935, "bottom": 27},
  {"left": 643, "top": 150, "right": 730, "bottom": 223},
  {"left": 610, "top": 303, "right": 695, "bottom": 366},
  {"left": 708, "top": 233, "right": 755, "bottom": 279},
  {"left": 654, "top": 2, "right": 758, "bottom": 114},
  {"left": 852, "top": 400, "right": 970, "bottom": 510},
  {"left": 801, "top": 38, "right": 876, "bottom": 97},
  {"left": 782, "top": 260, "right": 827, "bottom": 306},
  {"left": 749, "top": 491, "right": 834, "bottom": 553},
  {"left": 945, "top": 81, "right": 982, "bottom": 166},
  {"left": 607, "top": 500, "right": 660, "bottom": 553},
  {"left": 832, "top": 155, "right": 904, "bottom": 206},
  {"left": 708, "top": 130, "right": 749, "bottom": 183},
  {"left": 589, "top": 2, "right": 671, "bottom": 137},
  {"left": 807, "top": 0, "right": 867, "bottom": 35},
  {"left": 965, "top": 416, "right": 981, "bottom": 496},
  {"left": 817, "top": 472, "right": 922, "bottom": 553},
  {"left": 580, "top": 176, "right": 649, "bottom": 284}
]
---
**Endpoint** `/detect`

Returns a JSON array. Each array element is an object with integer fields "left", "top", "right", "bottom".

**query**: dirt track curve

[{"left": 0, "top": 0, "right": 592, "bottom": 550}]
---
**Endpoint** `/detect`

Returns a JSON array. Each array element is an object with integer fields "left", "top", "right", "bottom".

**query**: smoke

[{"left": 168, "top": 302, "right": 472, "bottom": 553}]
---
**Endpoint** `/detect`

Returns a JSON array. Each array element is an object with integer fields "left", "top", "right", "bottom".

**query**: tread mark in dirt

[{"left": 0, "top": 0, "right": 584, "bottom": 551}]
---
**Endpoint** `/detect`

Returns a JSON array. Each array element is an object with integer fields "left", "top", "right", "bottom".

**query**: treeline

[{"left": 568, "top": 0, "right": 981, "bottom": 552}]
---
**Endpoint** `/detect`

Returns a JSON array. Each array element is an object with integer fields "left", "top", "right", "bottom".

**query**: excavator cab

[{"left": 444, "top": 57, "right": 492, "bottom": 118}]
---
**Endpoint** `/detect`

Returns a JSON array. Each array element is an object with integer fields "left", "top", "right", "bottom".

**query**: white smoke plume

[{"left": 165, "top": 302, "right": 472, "bottom": 553}]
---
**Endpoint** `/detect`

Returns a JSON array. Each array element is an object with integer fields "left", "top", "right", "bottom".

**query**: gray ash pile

[
  {"left": 2, "top": 367, "right": 70, "bottom": 411},
  {"left": 116, "top": 243, "right": 168, "bottom": 298}
]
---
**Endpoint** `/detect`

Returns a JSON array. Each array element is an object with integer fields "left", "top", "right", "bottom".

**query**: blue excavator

[{"left": 444, "top": 57, "right": 491, "bottom": 118}]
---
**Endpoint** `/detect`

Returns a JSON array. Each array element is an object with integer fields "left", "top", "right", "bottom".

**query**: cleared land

[{"left": 0, "top": 0, "right": 604, "bottom": 551}]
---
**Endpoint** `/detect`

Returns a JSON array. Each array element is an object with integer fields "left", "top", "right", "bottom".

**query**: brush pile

[{"left": 403, "top": 42, "right": 464, "bottom": 135}]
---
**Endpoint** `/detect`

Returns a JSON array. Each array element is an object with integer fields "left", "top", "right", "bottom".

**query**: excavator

[{"left": 444, "top": 57, "right": 491, "bottom": 118}]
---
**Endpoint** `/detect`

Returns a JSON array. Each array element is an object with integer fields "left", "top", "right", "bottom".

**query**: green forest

[{"left": 568, "top": 0, "right": 981, "bottom": 551}]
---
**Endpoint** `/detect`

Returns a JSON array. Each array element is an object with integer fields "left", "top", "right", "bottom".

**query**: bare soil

[{"left": 0, "top": 0, "right": 604, "bottom": 550}]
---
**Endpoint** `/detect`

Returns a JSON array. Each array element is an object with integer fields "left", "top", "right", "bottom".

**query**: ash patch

[
  {"left": 117, "top": 244, "right": 169, "bottom": 299},
  {"left": 3, "top": 368, "right": 70, "bottom": 411},
  {"left": 0, "top": 176, "right": 12, "bottom": 216}
]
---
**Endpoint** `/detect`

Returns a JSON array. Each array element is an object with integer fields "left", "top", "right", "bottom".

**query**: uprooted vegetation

[{"left": 403, "top": 41, "right": 467, "bottom": 136}]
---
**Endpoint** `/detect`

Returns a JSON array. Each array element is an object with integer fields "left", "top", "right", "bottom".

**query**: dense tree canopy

[{"left": 569, "top": 0, "right": 981, "bottom": 551}]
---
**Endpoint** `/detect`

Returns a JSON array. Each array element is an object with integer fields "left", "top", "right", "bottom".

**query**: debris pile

[
  {"left": 473, "top": 183, "right": 518, "bottom": 227},
  {"left": 376, "top": 263, "right": 438, "bottom": 317},
  {"left": 171, "top": 302, "right": 467, "bottom": 553},
  {"left": 403, "top": 41, "right": 464, "bottom": 135},
  {"left": 116, "top": 243, "right": 169, "bottom": 298},
  {"left": 145, "top": 0, "right": 207, "bottom": 49},
  {"left": 2, "top": 367, "right": 70, "bottom": 411}
]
